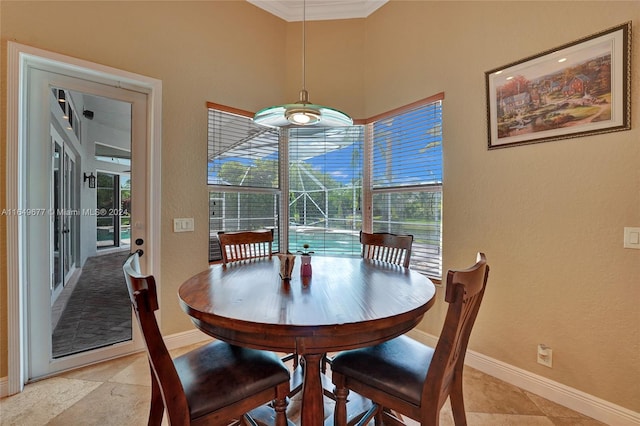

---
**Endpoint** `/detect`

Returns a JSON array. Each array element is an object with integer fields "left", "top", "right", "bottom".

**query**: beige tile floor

[{"left": 0, "top": 342, "right": 607, "bottom": 426}]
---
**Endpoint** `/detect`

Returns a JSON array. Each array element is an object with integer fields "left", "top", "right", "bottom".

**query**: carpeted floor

[{"left": 52, "top": 251, "right": 132, "bottom": 358}]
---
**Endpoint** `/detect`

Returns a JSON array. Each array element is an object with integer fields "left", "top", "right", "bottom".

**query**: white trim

[
  {"left": 407, "top": 329, "right": 640, "bottom": 426},
  {"left": 0, "top": 376, "right": 8, "bottom": 398},
  {"left": 7, "top": 40, "right": 26, "bottom": 396},
  {"left": 6, "top": 41, "right": 162, "bottom": 395},
  {"left": 164, "top": 329, "right": 213, "bottom": 351},
  {"left": 247, "top": 0, "right": 388, "bottom": 22},
  {"left": 0, "top": 329, "right": 209, "bottom": 398}
]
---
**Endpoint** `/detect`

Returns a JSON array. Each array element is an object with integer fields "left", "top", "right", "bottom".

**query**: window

[
  {"left": 369, "top": 96, "right": 443, "bottom": 277},
  {"left": 207, "top": 107, "right": 281, "bottom": 261},
  {"left": 208, "top": 94, "right": 443, "bottom": 278},
  {"left": 288, "top": 127, "right": 363, "bottom": 256}
]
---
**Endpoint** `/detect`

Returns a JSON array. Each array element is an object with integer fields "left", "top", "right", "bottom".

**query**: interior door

[{"left": 26, "top": 68, "right": 148, "bottom": 379}]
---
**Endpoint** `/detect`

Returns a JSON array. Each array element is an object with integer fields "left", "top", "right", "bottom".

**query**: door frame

[{"left": 6, "top": 41, "right": 162, "bottom": 394}]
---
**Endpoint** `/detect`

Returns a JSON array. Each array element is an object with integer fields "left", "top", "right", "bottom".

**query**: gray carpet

[{"left": 52, "top": 251, "right": 132, "bottom": 358}]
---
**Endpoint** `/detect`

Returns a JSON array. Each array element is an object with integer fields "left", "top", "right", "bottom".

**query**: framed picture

[{"left": 486, "top": 22, "right": 631, "bottom": 149}]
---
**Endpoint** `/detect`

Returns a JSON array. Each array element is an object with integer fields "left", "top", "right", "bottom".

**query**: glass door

[
  {"left": 51, "top": 133, "right": 78, "bottom": 304},
  {"left": 27, "top": 70, "right": 147, "bottom": 379}
]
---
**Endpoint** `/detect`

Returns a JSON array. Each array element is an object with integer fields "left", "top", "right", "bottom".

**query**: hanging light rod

[{"left": 253, "top": 0, "right": 352, "bottom": 128}]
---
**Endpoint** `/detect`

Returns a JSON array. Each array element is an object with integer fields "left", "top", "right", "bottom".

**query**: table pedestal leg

[{"left": 300, "top": 353, "right": 324, "bottom": 426}]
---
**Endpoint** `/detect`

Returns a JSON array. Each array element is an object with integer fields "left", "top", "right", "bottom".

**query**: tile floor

[
  {"left": 0, "top": 342, "right": 607, "bottom": 426},
  {"left": 51, "top": 251, "right": 131, "bottom": 358}
]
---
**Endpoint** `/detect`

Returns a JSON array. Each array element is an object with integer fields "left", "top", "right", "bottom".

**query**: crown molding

[{"left": 247, "top": 0, "right": 388, "bottom": 22}]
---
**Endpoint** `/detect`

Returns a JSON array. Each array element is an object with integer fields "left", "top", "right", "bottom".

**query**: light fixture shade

[
  {"left": 254, "top": 103, "right": 353, "bottom": 127},
  {"left": 253, "top": 0, "right": 353, "bottom": 129}
]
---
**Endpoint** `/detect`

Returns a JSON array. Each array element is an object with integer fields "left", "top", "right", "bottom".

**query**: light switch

[
  {"left": 623, "top": 227, "right": 640, "bottom": 249},
  {"left": 173, "top": 218, "right": 194, "bottom": 233}
]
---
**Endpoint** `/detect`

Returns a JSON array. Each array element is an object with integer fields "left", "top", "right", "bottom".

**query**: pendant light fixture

[{"left": 253, "top": 0, "right": 353, "bottom": 127}]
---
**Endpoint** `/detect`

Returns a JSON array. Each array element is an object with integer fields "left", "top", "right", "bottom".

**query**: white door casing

[{"left": 6, "top": 42, "right": 162, "bottom": 393}]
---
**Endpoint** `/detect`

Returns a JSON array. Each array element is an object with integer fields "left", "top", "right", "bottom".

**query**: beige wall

[
  {"left": 1, "top": 0, "right": 638, "bottom": 414},
  {"left": 362, "top": 1, "right": 640, "bottom": 412}
]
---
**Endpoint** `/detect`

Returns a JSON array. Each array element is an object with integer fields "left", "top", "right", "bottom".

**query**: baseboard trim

[
  {"left": 0, "top": 330, "right": 211, "bottom": 399},
  {"left": 164, "top": 328, "right": 212, "bottom": 351},
  {"left": 407, "top": 329, "right": 640, "bottom": 426},
  {"left": 5, "top": 328, "right": 638, "bottom": 426},
  {"left": 0, "top": 376, "right": 8, "bottom": 398}
]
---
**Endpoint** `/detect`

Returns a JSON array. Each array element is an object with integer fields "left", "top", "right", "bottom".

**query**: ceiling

[{"left": 247, "top": 0, "right": 388, "bottom": 22}]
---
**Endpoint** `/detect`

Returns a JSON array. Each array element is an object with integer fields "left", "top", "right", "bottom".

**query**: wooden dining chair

[
  {"left": 360, "top": 231, "right": 414, "bottom": 268},
  {"left": 123, "top": 251, "right": 290, "bottom": 426},
  {"left": 320, "top": 231, "right": 415, "bottom": 374},
  {"left": 218, "top": 229, "right": 274, "bottom": 265},
  {"left": 217, "top": 229, "right": 300, "bottom": 380},
  {"left": 331, "top": 253, "right": 490, "bottom": 426}
]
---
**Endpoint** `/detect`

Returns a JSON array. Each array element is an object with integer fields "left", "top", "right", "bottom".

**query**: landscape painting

[{"left": 486, "top": 22, "right": 630, "bottom": 149}]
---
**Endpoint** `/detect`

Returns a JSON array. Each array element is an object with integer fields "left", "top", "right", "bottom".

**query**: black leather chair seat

[
  {"left": 175, "top": 340, "right": 290, "bottom": 419},
  {"left": 330, "top": 335, "right": 434, "bottom": 406}
]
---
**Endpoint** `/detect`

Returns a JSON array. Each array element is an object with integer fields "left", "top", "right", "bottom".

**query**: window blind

[
  {"left": 208, "top": 97, "right": 443, "bottom": 277},
  {"left": 371, "top": 101, "right": 442, "bottom": 189},
  {"left": 207, "top": 107, "right": 281, "bottom": 261},
  {"left": 207, "top": 109, "right": 279, "bottom": 189},
  {"left": 370, "top": 99, "right": 443, "bottom": 277}
]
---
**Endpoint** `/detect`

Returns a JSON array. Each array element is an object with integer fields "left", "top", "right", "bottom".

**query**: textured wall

[
  {"left": 1, "top": 0, "right": 638, "bottom": 413},
  {"left": 363, "top": 1, "right": 640, "bottom": 411}
]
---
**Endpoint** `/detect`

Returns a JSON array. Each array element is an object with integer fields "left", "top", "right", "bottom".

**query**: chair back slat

[
  {"left": 360, "top": 231, "right": 413, "bottom": 268},
  {"left": 422, "top": 252, "right": 489, "bottom": 409},
  {"left": 218, "top": 229, "right": 274, "bottom": 264}
]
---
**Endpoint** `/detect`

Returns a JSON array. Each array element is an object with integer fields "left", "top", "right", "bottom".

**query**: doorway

[
  {"left": 96, "top": 171, "right": 131, "bottom": 250},
  {"left": 49, "top": 89, "right": 135, "bottom": 360},
  {"left": 6, "top": 42, "right": 162, "bottom": 393}
]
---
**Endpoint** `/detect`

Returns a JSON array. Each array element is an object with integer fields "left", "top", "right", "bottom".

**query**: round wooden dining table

[{"left": 178, "top": 256, "right": 436, "bottom": 426}]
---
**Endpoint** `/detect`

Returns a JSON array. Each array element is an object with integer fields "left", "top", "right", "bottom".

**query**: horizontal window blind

[
  {"left": 288, "top": 127, "right": 363, "bottom": 256},
  {"left": 207, "top": 107, "right": 281, "bottom": 261},
  {"left": 372, "top": 190, "right": 442, "bottom": 276},
  {"left": 207, "top": 108, "right": 279, "bottom": 189},
  {"left": 370, "top": 99, "right": 443, "bottom": 277},
  {"left": 207, "top": 97, "right": 443, "bottom": 277},
  {"left": 372, "top": 101, "right": 442, "bottom": 189}
]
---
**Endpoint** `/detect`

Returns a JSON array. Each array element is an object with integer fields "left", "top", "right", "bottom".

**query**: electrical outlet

[{"left": 537, "top": 344, "right": 552, "bottom": 368}]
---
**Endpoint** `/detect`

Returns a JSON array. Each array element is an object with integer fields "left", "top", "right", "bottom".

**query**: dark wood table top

[{"left": 178, "top": 255, "right": 436, "bottom": 426}]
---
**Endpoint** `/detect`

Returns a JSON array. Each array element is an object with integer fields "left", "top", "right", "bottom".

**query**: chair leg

[
  {"left": 274, "top": 382, "right": 289, "bottom": 426},
  {"left": 374, "top": 409, "right": 384, "bottom": 426},
  {"left": 449, "top": 373, "right": 468, "bottom": 426},
  {"left": 148, "top": 369, "right": 164, "bottom": 426},
  {"left": 333, "top": 376, "right": 349, "bottom": 426}
]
